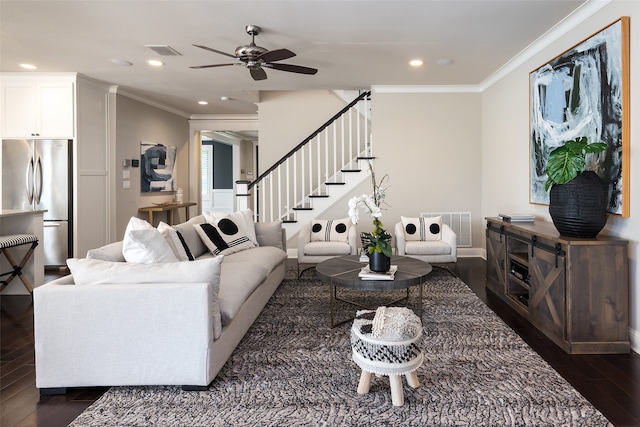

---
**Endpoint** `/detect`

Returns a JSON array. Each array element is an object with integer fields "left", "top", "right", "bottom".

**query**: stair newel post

[
  {"left": 357, "top": 100, "right": 361, "bottom": 157},
  {"left": 349, "top": 108, "right": 353, "bottom": 164},
  {"left": 308, "top": 138, "right": 312, "bottom": 202},
  {"left": 333, "top": 122, "right": 337, "bottom": 182},
  {"left": 236, "top": 180, "right": 250, "bottom": 213},
  {"left": 285, "top": 159, "right": 290, "bottom": 219},
  {"left": 341, "top": 114, "right": 346, "bottom": 170},
  {"left": 325, "top": 130, "right": 329, "bottom": 187},
  {"left": 364, "top": 94, "right": 369, "bottom": 155}
]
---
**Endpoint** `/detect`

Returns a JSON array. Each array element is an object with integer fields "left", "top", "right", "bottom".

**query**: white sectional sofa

[{"left": 34, "top": 212, "right": 287, "bottom": 394}]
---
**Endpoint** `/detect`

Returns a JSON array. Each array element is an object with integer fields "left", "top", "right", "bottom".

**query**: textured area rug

[{"left": 70, "top": 267, "right": 610, "bottom": 426}]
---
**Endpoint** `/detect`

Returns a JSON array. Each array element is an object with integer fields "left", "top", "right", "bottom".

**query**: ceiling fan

[{"left": 190, "top": 25, "right": 318, "bottom": 81}]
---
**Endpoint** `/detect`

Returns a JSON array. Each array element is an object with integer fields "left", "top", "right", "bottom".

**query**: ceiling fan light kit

[{"left": 191, "top": 25, "right": 318, "bottom": 81}]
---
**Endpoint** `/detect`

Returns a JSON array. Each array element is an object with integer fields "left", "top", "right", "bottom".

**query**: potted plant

[
  {"left": 545, "top": 136, "right": 608, "bottom": 238},
  {"left": 348, "top": 161, "right": 393, "bottom": 272}
]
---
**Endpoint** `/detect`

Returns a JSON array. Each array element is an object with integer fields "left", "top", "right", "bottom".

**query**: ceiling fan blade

[
  {"left": 266, "top": 63, "right": 318, "bottom": 75},
  {"left": 250, "top": 67, "right": 268, "bottom": 81},
  {"left": 257, "top": 48, "right": 296, "bottom": 63},
  {"left": 192, "top": 44, "right": 237, "bottom": 59},
  {"left": 190, "top": 63, "right": 236, "bottom": 69}
]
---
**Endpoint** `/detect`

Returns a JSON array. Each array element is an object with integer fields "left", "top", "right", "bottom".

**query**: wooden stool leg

[
  {"left": 389, "top": 375, "right": 404, "bottom": 406},
  {"left": 406, "top": 371, "right": 420, "bottom": 388},
  {"left": 357, "top": 370, "right": 372, "bottom": 394},
  {"left": 1, "top": 247, "right": 34, "bottom": 293}
]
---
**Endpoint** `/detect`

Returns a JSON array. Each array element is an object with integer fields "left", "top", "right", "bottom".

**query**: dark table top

[{"left": 315, "top": 255, "right": 433, "bottom": 291}]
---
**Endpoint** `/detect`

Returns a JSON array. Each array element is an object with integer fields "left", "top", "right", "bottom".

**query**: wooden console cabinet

[{"left": 485, "top": 217, "right": 629, "bottom": 354}]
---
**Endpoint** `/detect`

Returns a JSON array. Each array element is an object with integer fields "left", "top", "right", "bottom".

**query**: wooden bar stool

[{"left": 0, "top": 234, "right": 39, "bottom": 294}]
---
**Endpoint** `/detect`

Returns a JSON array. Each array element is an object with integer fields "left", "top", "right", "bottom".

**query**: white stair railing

[{"left": 239, "top": 91, "right": 371, "bottom": 223}]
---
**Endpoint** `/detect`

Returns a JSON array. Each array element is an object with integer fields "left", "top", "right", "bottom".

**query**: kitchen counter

[{"left": 0, "top": 209, "right": 46, "bottom": 294}]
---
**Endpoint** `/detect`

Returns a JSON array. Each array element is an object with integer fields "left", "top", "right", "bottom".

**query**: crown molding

[
  {"left": 373, "top": 0, "right": 611, "bottom": 95},
  {"left": 114, "top": 87, "right": 191, "bottom": 118},
  {"left": 189, "top": 114, "right": 258, "bottom": 121},
  {"left": 372, "top": 85, "right": 481, "bottom": 94},
  {"left": 479, "top": 0, "right": 612, "bottom": 91}
]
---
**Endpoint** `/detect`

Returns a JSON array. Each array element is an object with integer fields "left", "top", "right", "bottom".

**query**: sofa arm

[
  {"left": 441, "top": 223, "right": 457, "bottom": 258},
  {"left": 395, "top": 222, "right": 407, "bottom": 255},
  {"left": 34, "top": 281, "right": 215, "bottom": 388}
]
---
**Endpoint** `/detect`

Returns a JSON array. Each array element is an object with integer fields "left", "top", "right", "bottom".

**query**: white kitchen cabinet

[
  {"left": 1, "top": 72, "right": 114, "bottom": 259},
  {"left": 1, "top": 76, "right": 74, "bottom": 138}
]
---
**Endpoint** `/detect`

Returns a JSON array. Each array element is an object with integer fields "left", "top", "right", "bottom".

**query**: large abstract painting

[
  {"left": 140, "top": 142, "right": 177, "bottom": 192},
  {"left": 529, "top": 17, "right": 629, "bottom": 216}
]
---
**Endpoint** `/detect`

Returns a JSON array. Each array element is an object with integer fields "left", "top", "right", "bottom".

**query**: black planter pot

[
  {"left": 549, "top": 171, "right": 607, "bottom": 238},
  {"left": 369, "top": 252, "right": 391, "bottom": 273}
]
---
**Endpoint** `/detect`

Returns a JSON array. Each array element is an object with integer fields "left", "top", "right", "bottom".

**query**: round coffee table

[{"left": 315, "top": 255, "right": 432, "bottom": 328}]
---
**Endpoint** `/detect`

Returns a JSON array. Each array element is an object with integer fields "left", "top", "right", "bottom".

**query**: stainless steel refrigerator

[{"left": 2, "top": 139, "right": 72, "bottom": 267}]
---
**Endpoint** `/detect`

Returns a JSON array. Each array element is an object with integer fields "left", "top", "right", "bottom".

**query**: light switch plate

[
  {"left": 122, "top": 170, "right": 131, "bottom": 179},
  {"left": 123, "top": 180, "right": 131, "bottom": 189}
]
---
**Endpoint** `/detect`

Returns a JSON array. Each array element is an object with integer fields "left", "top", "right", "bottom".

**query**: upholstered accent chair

[
  {"left": 297, "top": 218, "right": 358, "bottom": 277},
  {"left": 394, "top": 216, "right": 457, "bottom": 271}
]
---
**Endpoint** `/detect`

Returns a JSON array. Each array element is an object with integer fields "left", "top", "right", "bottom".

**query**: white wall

[
  {"left": 258, "top": 90, "right": 346, "bottom": 171},
  {"left": 367, "top": 92, "right": 483, "bottom": 248},
  {"left": 115, "top": 94, "right": 189, "bottom": 238},
  {"left": 481, "top": 0, "right": 640, "bottom": 349}
]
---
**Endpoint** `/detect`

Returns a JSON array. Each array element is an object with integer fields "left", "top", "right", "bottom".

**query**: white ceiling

[{"left": 1, "top": 0, "right": 588, "bottom": 116}]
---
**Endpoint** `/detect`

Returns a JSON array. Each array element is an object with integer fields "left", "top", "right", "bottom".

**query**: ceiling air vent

[{"left": 145, "top": 45, "right": 182, "bottom": 56}]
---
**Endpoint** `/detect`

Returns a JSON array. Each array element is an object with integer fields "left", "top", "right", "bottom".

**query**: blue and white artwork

[
  {"left": 529, "top": 18, "right": 628, "bottom": 215},
  {"left": 141, "top": 142, "right": 177, "bottom": 192}
]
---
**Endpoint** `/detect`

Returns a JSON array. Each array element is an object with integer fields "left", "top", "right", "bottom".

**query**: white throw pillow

[
  {"left": 401, "top": 216, "right": 442, "bottom": 241},
  {"left": 310, "top": 218, "right": 352, "bottom": 242},
  {"left": 203, "top": 209, "right": 258, "bottom": 246},
  {"left": 158, "top": 221, "right": 195, "bottom": 261},
  {"left": 122, "top": 217, "right": 178, "bottom": 263},
  {"left": 67, "top": 256, "right": 224, "bottom": 339},
  {"left": 194, "top": 217, "right": 255, "bottom": 256}
]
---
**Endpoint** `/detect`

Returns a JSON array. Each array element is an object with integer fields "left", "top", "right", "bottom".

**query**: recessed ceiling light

[
  {"left": 111, "top": 59, "right": 133, "bottom": 66},
  {"left": 409, "top": 59, "right": 424, "bottom": 67},
  {"left": 147, "top": 60, "right": 164, "bottom": 67},
  {"left": 19, "top": 63, "right": 38, "bottom": 70},
  {"left": 220, "top": 96, "right": 230, "bottom": 101},
  {"left": 198, "top": 101, "right": 208, "bottom": 105},
  {"left": 436, "top": 58, "right": 454, "bottom": 66}
]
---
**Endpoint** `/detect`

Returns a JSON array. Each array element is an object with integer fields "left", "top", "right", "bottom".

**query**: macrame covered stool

[
  {"left": 0, "top": 234, "right": 39, "bottom": 294},
  {"left": 350, "top": 306, "right": 423, "bottom": 406}
]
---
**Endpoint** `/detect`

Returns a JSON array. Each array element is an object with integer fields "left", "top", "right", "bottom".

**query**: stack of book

[
  {"left": 359, "top": 265, "right": 398, "bottom": 280},
  {"left": 498, "top": 213, "right": 535, "bottom": 222}
]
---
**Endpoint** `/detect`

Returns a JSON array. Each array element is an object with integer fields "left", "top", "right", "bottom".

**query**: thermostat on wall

[{"left": 132, "top": 159, "right": 140, "bottom": 167}]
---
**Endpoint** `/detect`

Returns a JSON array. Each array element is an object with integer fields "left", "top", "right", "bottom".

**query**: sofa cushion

[
  {"left": 86, "top": 241, "right": 125, "bottom": 262},
  {"left": 122, "top": 217, "right": 178, "bottom": 263},
  {"left": 401, "top": 216, "right": 442, "bottom": 241},
  {"left": 218, "top": 262, "right": 268, "bottom": 325},
  {"left": 194, "top": 218, "right": 256, "bottom": 256},
  {"left": 255, "top": 220, "right": 284, "bottom": 250},
  {"left": 203, "top": 209, "right": 258, "bottom": 246},
  {"left": 304, "top": 241, "right": 352, "bottom": 256},
  {"left": 310, "top": 218, "right": 352, "bottom": 242},
  {"left": 224, "top": 246, "right": 287, "bottom": 275},
  {"left": 67, "top": 256, "right": 224, "bottom": 339},
  {"left": 158, "top": 221, "right": 195, "bottom": 261}
]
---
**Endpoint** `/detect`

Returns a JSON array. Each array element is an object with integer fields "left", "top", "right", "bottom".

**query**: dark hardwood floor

[{"left": 1, "top": 258, "right": 639, "bottom": 426}]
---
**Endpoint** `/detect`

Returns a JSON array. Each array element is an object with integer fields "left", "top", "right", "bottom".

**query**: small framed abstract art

[
  {"left": 140, "top": 141, "right": 177, "bottom": 192},
  {"left": 529, "top": 17, "right": 629, "bottom": 217}
]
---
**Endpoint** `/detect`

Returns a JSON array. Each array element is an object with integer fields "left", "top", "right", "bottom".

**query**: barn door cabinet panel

[
  {"left": 485, "top": 218, "right": 629, "bottom": 354},
  {"left": 1, "top": 75, "right": 74, "bottom": 138},
  {"left": 485, "top": 226, "right": 506, "bottom": 296}
]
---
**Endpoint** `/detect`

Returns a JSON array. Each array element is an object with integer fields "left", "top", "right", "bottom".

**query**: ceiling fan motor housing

[{"left": 235, "top": 44, "right": 268, "bottom": 61}]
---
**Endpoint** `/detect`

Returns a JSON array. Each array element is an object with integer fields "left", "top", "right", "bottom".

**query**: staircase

[{"left": 236, "top": 91, "right": 373, "bottom": 241}]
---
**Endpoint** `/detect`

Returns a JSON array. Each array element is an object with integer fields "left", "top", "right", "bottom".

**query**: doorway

[{"left": 201, "top": 139, "right": 234, "bottom": 212}]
